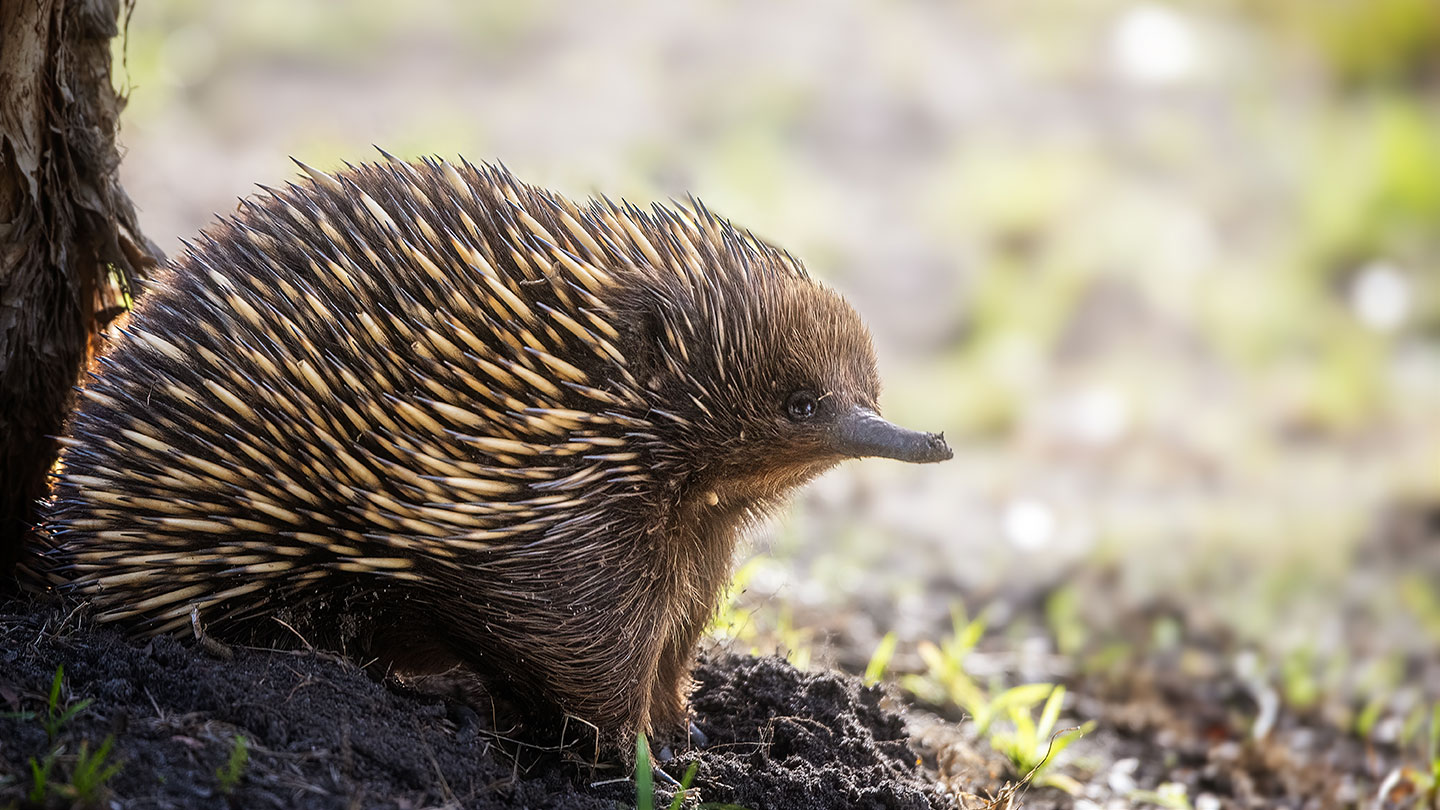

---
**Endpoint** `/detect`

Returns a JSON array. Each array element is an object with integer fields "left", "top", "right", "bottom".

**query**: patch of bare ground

[{"left": 0, "top": 598, "right": 952, "bottom": 810}]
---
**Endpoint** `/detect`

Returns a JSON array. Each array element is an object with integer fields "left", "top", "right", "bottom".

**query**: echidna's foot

[
  {"left": 650, "top": 714, "right": 707, "bottom": 762},
  {"left": 649, "top": 760, "right": 685, "bottom": 786},
  {"left": 688, "top": 720, "right": 709, "bottom": 748}
]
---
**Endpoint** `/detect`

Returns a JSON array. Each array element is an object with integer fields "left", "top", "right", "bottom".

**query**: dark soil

[
  {"left": 0, "top": 598, "right": 952, "bottom": 810},
  {"left": 681, "top": 657, "right": 947, "bottom": 809}
]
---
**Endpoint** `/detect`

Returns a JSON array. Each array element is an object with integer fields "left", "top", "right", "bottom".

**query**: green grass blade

[
  {"left": 864, "top": 632, "right": 897, "bottom": 685},
  {"left": 1037, "top": 685, "right": 1065, "bottom": 738},
  {"left": 47, "top": 666, "right": 63, "bottom": 716},
  {"left": 636, "top": 732, "right": 654, "bottom": 810},
  {"left": 1429, "top": 702, "right": 1440, "bottom": 764},
  {"left": 667, "top": 761, "right": 700, "bottom": 810}
]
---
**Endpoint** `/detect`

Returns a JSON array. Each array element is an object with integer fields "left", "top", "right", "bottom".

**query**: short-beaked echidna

[{"left": 38, "top": 155, "right": 952, "bottom": 741}]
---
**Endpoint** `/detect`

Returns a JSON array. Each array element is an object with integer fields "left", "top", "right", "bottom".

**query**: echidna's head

[{"left": 616, "top": 225, "right": 952, "bottom": 511}]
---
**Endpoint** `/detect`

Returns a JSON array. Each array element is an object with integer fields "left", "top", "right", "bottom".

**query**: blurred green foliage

[
  {"left": 1300, "top": 98, "right": 1440, "bottom": 286},
  {"left": 1240, "top": 0, "right": 1440, "bottom": 89}
]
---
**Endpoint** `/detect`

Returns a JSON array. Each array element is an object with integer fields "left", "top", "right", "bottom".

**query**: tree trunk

[{"left": 0, "top": 0, "right": 160, "bottom": 576}]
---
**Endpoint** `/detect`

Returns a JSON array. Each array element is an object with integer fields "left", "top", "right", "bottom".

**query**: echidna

[{"left": 37, "top": 155, "right": 951, "bottom": 741}]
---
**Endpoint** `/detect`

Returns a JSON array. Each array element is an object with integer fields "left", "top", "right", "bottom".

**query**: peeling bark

[{"left": 0, "top": 0, "right": 161, "bottom": 575}]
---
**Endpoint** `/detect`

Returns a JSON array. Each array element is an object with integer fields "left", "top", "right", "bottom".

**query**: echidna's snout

[{"left": 832, "top": 407, "right": 953, "bottom": 464}]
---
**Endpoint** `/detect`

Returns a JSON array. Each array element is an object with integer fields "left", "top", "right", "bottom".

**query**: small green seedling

[
  {"left": 216, "top": 735, "right": 249, "bottom": 795},
  {"left": 636, "top": 732, "right": 656, "bottom": 810},
  {"left": 988, "top": 684, "right": 1094, "bottom": 793},
  {"left": 864, "top": 632, "right": 897, "bottom": 686},
  {"left": 1044, "top": 586, "right": 1088, "bottom": 657},
  {"left": 1402, "top": 702, "right": 1431, "bottom": 749},
  {"left": 668, "top": 762, "right": 699, "bottom": 810},
  {"left": 70, "top": 735, "right": 123, "bottom": 803},
  {"left": 28, "top": 749, "right": 59, "bottom": 804},
  {"left": 1279, "top": 645, "right": 1320, "bottom": 710},
  {"left": 972, "top": 682, "right": 1054, "bottom": 739},
  {"left": 899, "top": 604, "right": 990, "bottom": 725},
  {"left": 10, "top": 666, "right": 121, "bottom": 806},
  {"left": 1353, "top": 693, "right": 1387, "bottom": 740},
  {"left": 42, "top": 665, "right": 93, "bottom": 743},
  {"left": 774, "top": 604, "right": 813, "bottom": 672},
  {"left": 634, "top": 731, "right": 749, "bottom": 810}
]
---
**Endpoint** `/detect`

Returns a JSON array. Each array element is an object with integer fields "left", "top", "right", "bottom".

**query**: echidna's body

[{"left": 39, "top": 156, "right": 950, "bottom": 740}]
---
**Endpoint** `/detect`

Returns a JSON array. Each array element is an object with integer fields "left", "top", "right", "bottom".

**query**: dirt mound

[
  {"left": 683, "top": 656, "right": 950, "bottom": 809},
  {"left": 0, "top": 599, "right": 951, "bottom": 809}
]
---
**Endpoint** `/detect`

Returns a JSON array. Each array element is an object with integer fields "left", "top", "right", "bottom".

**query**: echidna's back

[{"left": 42, "top": 159, "right": 688, "bottom": 637}]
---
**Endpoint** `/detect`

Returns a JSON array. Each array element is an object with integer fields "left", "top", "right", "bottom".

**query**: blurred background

[{"left": 112, "top": 0, "right": 1439, "bottom": 784}]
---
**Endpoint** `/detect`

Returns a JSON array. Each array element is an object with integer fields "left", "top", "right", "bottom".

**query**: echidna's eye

[{"left": 785, "top": 390, "right": 818, "bottom": 421}]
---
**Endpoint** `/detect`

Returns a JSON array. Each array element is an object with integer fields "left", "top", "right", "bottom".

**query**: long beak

[{"left": 833, "top": 408, "right": 953, "bottom": 463}]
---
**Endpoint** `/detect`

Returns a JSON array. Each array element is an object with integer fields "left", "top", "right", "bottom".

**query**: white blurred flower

[
  {"left": 1350, "top": 261, "right": 1410, "bottom": 332},
  {"left": 1004, "top": 497, "right": 1057, "bottom": 551},
  {"left": 1110, "top": 4, "right": 1198, "bottom": 86},
  {"left": 1066, "top": 386, "right": 1131, "bottom": 446}
]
